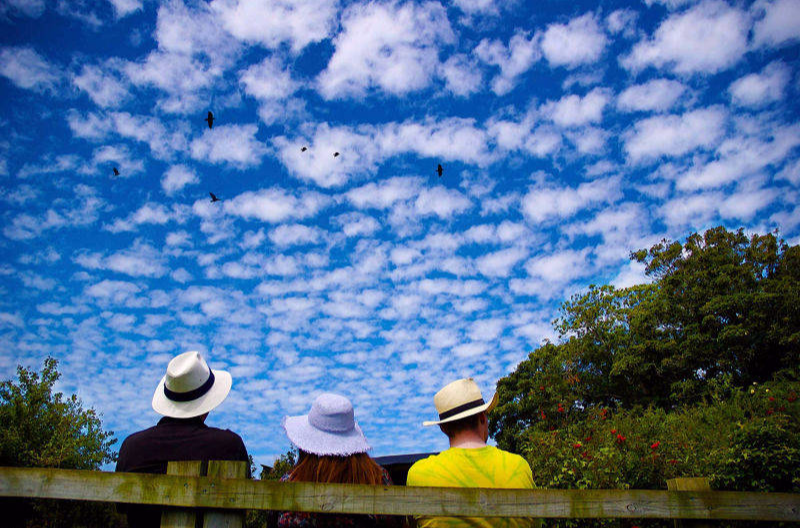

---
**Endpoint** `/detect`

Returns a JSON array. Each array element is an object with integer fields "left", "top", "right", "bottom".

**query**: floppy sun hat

[
  {"left": 282, "top": 393, "right": 371, "bottom": 456},
  {"left": 152, "top": 351, "right": 232, "bottom": 419},
  {"left": 423, "top": 377, "right": 499, "bottom": 426}
]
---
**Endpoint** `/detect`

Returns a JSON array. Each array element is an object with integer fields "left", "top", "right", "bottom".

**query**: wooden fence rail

[{"left": 1, "top": 464, "right": 799, "bottom": 524}]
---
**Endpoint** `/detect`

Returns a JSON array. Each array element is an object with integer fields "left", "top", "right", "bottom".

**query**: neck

[{"left": 448, "top": 430, "right": 488, "bottom": 449}]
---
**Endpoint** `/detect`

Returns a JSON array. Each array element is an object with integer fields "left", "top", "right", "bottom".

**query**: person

[
  {"left": 406, "top": 378, "right": 539, "bottom": 528},
  {"left": 115, "top": 351, "right": 249, "bottom": 528},
  {"left": 278, "top": 393, "right": 394, "bottom": 528}
]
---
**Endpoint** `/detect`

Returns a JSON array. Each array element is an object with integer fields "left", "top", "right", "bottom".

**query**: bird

[
  {"left": 301, "top": 146, "right": 308, "bottom": 152},
  {"left": 113, "top": 167, "right": 120, "bottom": 176},
  {"left": 209, "top": 192, "right": 221, "bottom": 203},
  {"left": 205, "top": 111, "right": 214, "bottom": 129},
  {"left": 437, "top": 164, "right": 443, "bottom": 177},
  {"left": 333, "top": 152, "right": 340, "bottom": 158}
]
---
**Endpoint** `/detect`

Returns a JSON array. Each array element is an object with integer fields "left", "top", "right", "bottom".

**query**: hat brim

[
  {"left": 282, "top": 414, "right": 371, "bottom": 456},
  {"left": 152, "top": 369, "right": 232, "bottom": 418},
  {"left": 422, "top": 391, "right": 499, "bottom": 426}
]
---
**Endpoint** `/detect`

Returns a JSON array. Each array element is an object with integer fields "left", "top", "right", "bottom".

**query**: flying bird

[
  {"left": 333, "top": 152, "right": 340, "bottom": 158},
  {"left": 301, "top": 146, "right": 308, "bottom": 152},
  {"left": 113, "top": 167, "right": 120, "bottom": 176},
  {"left": 437, "top": 164, "right": 443, "bottom": 177},
  {"left": 209, "top": 192, "right": 221, "bottom": 203},
  {"left": 205, "top": 111, "right": 214, "bottom": 129}
]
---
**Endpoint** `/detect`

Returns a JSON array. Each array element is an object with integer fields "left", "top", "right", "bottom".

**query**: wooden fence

[{"left": 1, "top": 462, "right": 799, "bottom": 528}]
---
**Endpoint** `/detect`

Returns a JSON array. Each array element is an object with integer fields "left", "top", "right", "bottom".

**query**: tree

[
  {"left": 0, "top": 357, "right": 118, "bottom": 527},
  {"left": 491, "top": 226, "right": 800, "bottom": 455}
]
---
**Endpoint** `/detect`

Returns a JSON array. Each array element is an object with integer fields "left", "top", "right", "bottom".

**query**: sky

[{"left": 1, "top": 0, "right": 799, "bottom": 470}]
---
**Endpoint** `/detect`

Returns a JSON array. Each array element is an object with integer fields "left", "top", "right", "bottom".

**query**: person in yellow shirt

[{"left": 406, "top": 378, "right": 539, "bottom": 528}]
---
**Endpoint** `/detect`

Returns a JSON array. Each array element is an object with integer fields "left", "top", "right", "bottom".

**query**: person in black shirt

[{"left": 115, "top": 351, "right": 249, "bottom": 528}]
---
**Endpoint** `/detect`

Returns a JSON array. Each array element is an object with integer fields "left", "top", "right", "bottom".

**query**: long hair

[{"left": 288, "top": 451, "right": 385, "bottom": 485}]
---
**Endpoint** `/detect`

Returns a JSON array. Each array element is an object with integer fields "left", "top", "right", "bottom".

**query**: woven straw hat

[
  {"left": 152, "top": 351, "right": 232, "bottom": 419},
  {"left": 422, "top": 378, "right": 498, "bottom": 426}
]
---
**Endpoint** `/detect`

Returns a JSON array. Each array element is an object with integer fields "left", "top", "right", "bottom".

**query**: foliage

[
  {"left": 245, "top": 449, "right": 298, "bottom": 528},
  {"left": 0, "top": 357, "right": 120, "bottom": 528}
]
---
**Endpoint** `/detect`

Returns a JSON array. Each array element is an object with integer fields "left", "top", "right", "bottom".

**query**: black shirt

[{"left": 115, "top": 416, "right": 250, "bottom": 528}]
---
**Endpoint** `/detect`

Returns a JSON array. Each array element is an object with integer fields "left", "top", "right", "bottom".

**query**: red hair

[{"left": 288, "top": 452, "right": 384, "bottom": 485}]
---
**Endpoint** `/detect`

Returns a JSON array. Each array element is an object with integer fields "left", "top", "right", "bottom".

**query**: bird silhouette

[
  {"left": 113, "top": 167, "right": 120, "bottom": 176},
  {"left": 333, "top": 152, "right": 340, "bottom": 158},
  {"left": 209, "top": 192, "right": 221, "bottom": 203},
  {"left": 437, "top": 164, "right": 443, "bottom": 177},
  {"left": 301, "top": 146, "right": 308, "bottom": 152},
  {"left": 205, "top": 111, "right": 214, "bottom": 129}
]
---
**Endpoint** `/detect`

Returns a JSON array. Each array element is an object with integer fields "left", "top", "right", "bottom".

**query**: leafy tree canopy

[
  {"left": 0, "top": 357, "right": 116, "bottom": 469},
  {"left": 491, "top": 226, "right": 800, "bottom": 453}
]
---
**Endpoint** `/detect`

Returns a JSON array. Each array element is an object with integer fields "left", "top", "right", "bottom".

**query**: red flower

[
  {"left": 767, "top": 408, "right": 774, "bottom": 415},
  {"left": 541, "top": 410, "right": 546, "bottom": 420},
  {"left": 615, "top": 434, "right": 626, "bottom": 444},
  {"left": 778, "top": 406, "right": 786, "bottom": 412},
  {"left": 769, "top": 396, "right": 775, "bottom": 402},
  {"left": 788, "top": 392, "right": 797, "bottom": 403},
  {"left": 650, "top": 441, "right": 660, "bottom": 450},
  {"left": 573, "top": 442, "right": 582, "bottom": 449},
  {"left": 585, "top": 436, "right": 592, "bottom": 442},
  {"left": 610, "top": 428, "right": 617, "bottom": 434},
  {"left": 539, "top": 386, "right": 545, "bottom": 391},
  {"left": 668, "top": 459, "right": 679, "bottom": 465},
  {"left": 557, "top": 404, "right": 565, "bottom": 413}
]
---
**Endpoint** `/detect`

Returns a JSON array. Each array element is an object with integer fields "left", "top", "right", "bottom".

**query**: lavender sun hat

[{"left": 282, "top": 393, "right": 371, "bottom": 456}]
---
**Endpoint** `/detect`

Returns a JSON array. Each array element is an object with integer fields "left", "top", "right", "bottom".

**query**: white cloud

[
  {"left": 0, "top": 46, "right": 60, "bottom": 92},
  {"left": 413, "top": 186, "right": 472, "bottom": 219},
  {"left": 617, "top": 79, "right": 686, "bottom": 112},
  {"left": 75, "top": 242, "right": 168, "bottom": 278},
  {"left": 623, "top": 1, "right": 749, "bottom": 74},
  {"left": 525, "top": 249, "right": 590, "bottom": 284},
  {"left": 334, "top": 213, "right": 381, "bottom": 238},
  {"left": 73, "top": 61, "right": 130, "bottom": 107},
  {"left": 612, "top": 261, "right": 650, "bottom": 288},
  {"left": 105, "top": 202, "right": 188, "bottom": 233},
  {"left": 520, "top": 176, "right": 621, "bottom": 224},
  {"left": 606, "top": 9, "right": 638, "bottom": 37},
  {"left": 161, "top": 164, "right": 199, "bottom": 195},
  {"left": 239, "top": 56, "right": 305, "bottom": 124},
  {"left": 221, "top": 188, "right": 331, "bottom": 223},
  {"left": 108, "top": 0, "right": 142, "bottom": 18},
  {"left": 440, "top": 54, "right": 482, "bottom": 97},
  {"left": 317, "top": 1, "right": 454, "bottom": 99},
  {"left": 729, "top": 61, "right": 790, "bottom": 108},
  {"left": 475, "top": 247, "right": 528, "bottom": 278},
  {"left": 0, "top": 0, "right": 45, "bottom": 18},
  {"left": 269, "top": 224, "right": 323, "bottom": 246},
  {"left": 3, "top": 185, "right": 105, "bottom": 241},
  {"left": 474, "top": 31, "right": 540, "bottom": 95},
  {"left": 624, "top": 107, "right": 727, "bottom": 162},
  {"left": 541, "top": 88, "right": 610, "bottom": 127},
  {"left": 540, "top": 13, "right": 608, "bottom": 69},
  {"left": 752, "top": 0, "right": 800, "bottom": 48},
  {"left": 346, "top": 177, "right": 422, "bottom": 209},
  {"left": 190, "top": 124, "right": 266, "bottom": 168},
  {"left": 211, "top": 0, "right": 338, "bottom": 53}
]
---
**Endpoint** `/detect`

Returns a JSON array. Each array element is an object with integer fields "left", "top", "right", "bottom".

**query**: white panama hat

[
  {"left": 282, "top": 393, "right": 371, "bottom": 456},
  {"left": 423, "top": 377, "right": 499, "bottom": 426},
  {"left": 152, "top": 351, "right": 232, "bottom": 419}
]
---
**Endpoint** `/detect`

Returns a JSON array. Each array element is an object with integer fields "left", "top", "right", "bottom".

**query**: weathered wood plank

[
  {"left": 0, "top": 467, "right": 798, "bottom": 521},
  {"left": 667, "top": 478, "right": 713, "bottom": 528},
  {"left": 161, "top": 461, "right": 203, "bottom": 528},
  {"left": 203, "top": 461, "right": 247, "bottom": 528}
]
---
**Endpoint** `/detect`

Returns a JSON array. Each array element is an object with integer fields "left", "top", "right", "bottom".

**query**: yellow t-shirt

[{"left": 406, "top": 446, "right": 540, "bottom": 528}]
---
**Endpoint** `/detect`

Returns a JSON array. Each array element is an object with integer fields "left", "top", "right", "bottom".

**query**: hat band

[
  {"left": 164, "top": 371, "right": 215, "bottom": 402},
  {"left": 438, "top": 398, "right": 485, "bottom": 420}
]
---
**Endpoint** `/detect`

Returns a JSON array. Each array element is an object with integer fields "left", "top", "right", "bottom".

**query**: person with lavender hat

[{"left": 277, "top": 393, "right": 395, "bottom": 528}]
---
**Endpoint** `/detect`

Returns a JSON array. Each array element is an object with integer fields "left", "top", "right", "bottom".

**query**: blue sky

[{"left": 1, "top": 0, "right": 799, "bottom": 469}]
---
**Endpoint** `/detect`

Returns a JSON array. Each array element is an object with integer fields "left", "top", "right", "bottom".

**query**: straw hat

[
  {"left": 282, "top": 393, "right": 371, "bottom": 456},
  {"left": 152, "top": 351, "right": 232, "bottom": 419},
  {"left": 423, "top": 378, "right": 499, "bottom": 426}
]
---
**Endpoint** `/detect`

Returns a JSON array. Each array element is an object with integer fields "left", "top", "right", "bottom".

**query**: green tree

[{"left": 0, "top": 357, "right": 119, "bottom": 527}]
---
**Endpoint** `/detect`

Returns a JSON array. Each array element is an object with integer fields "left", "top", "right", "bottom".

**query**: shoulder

[
  {"left": 205, "top": 426, "right": 246, "bottom": 446},
  {"left": 119, "top": 425, "right": 158, "bottom": 449},
  {"left": 407, "top": 452, "right": 447, "bottom": 484},
  {"left": 494, "top": 447, "right": 531, "bottom": 468}
]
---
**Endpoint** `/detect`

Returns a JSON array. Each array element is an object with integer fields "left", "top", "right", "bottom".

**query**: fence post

[
  {"left": 161, "top": 461, "right": 204, "bottom": 528},
  {"left": 203, "top": 460, "right": 248, "bottom": 528},
  {"left": 667, "top": 477, "right": 713, "bottom": 528}
]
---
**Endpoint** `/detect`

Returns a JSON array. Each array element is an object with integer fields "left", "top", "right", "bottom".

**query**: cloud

[
  {"left": 617, "top": 79, "right": 686, "bottom": 112},
  {"left": 333, "top": 213, "right": 381, "bottom": 238},
  {"left": 104, "top": 202, "right": 189, "bottom": 233},
  {"left": 606, "top": 9, "right": 639, "bottom": 37},
  {"left": 220, "top": 188, "right": 331, "bottom": 223},
  {"left": 752, "top": 0, "right": 800, "bottom": 48},
  {"left": 211, "top": 0, "right": 338, "bottom": 53},
  {"left": 0, "top": 46, "right": 61, "bottom": 92},
  {"left": 520, "top": 176, "right": 621, "bottom": 224},
  {"left": 540, "top": 13, "right": 608, "bottom": 69},
  {"left": 622, "top": 1, "right": 749, "bottom": 74},
  {"left": 269, "top": 224, "right": 323, "bottom": 246},
  {"left": 624, "top": 106, "right": 727, "bottom": 162},
  {"left": 525, "top": 249, "right": 590, "bottom": 284},
  {"left": 413, "top": 186, "right": 473, "bottom": 219},
  {"left": 68, "top": 111, "right": 188, "bottom": 160},
  {"left": 317, "top": 1, "right": 455, "bottom": 99},
  {"left": 0, "top": 0, "right": 45, "bottom": 18},
  {"left": 108, "top": 0, "right": 142, "bottom": 18},
  {"left": 541, "top": 88, "right": 610, "bottom": 127},
  {"left": 161, "top": 164, "right": 199, "bottom": 195},
  {"left": 75, "top": 242, "right": 168, "bottom": 278},
  {"left": 190, "top": 124, "right": 266, "bottom": 168},
  {"left": 440, "top": 54, "right": 482, "bottom": 97},
  {"left": 239, "top": 56, "right": 305, "bottom": 125},
  {"left": 72, "top": 61, "right": 130, "bottom": 107},
  {"left": 729, "top": 61, "right": 790, "bottom": 108},
  {"left": 346, "top": 177, "right": 422, "bottom": 209},
  {"left": 3, "top": 185, "right": 105, "bottom": 241},
  {"left": 474, "top": 31, "right": 540, "bottom": 95},
  {"left": 475, "top": 247, "right": 528, "bottom": 278}
]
